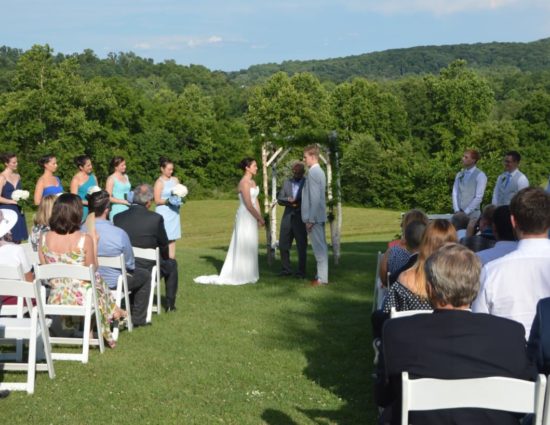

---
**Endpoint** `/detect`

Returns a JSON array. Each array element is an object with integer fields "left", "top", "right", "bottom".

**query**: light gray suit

[{"left": 301, "top": 164, "right": 328, "bottom": 283}]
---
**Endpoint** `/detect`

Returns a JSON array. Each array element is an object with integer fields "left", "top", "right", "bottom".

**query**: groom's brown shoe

[{"left": 310, "top": 279, "right": 328, "bottom": 287}]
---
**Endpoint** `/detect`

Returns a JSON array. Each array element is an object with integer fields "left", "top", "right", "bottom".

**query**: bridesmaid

[
  {"left": 154, "top": 157, "right": 181, "bottom": 259},
  {"left": 0, "top": 152, "right": 29, "bottom": 242},
  {"left": 34, "top": 154, "right": 64, "bottom": 205},
  {"left": 70, "top": 155, "right": 97, "bottom": 221},
  {"left": 105, "top": 156, "right": 131, "bottom": 221}
]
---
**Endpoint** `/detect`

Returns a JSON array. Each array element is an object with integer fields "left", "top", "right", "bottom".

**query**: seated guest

[
  {"left": 472, "top": 187, "right": 550, "bottom": 337},
  {"left": 460, "top": 204, "right": 496, "bottom": 252},
  {"left": 451, "top": 211, "right": 469, "bottom": 240},
  {"left": 386, "top": 209, "right": 428, "bottom": 249},
  {"left": 477, "top": 205, "right": 517, "bottom": 265},
  {"left": 528, "top": 297, "right": 550, "bottom": 375},
  {"left": 382, "top": 219, "right": 457, "bottom": 313},
  {"left": 378, "top": 243, "right": 537, "bottom": 425},
  {"left": 38, "top": 193, "right": 125, "bottom": 348},
  {"left": 114, "top": 184, "right": 178, "bottom": 312},
  {"left": 380, "top": 220, "right": 426, "bottom": 287},
  {"left": 30, "top": 194, "right": 56, "bottom": 251},
  {"left": 86, "top": 190, "right": 151, "bottom": 327},
  {"left": 0, "top": 210, "right": 33, "bottom": 306}
]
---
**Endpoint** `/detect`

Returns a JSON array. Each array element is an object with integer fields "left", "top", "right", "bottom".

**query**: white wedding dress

[{"left": 194, "top": 186, "right": 260, "bottom": 285}]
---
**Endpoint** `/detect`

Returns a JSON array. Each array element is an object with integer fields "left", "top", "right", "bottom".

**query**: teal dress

[
  {"left": 77, "top": 174, "right": 97, "bottom": 221},
  {"left": 109, "top": 175, "right": 131, "bottom": 221}
]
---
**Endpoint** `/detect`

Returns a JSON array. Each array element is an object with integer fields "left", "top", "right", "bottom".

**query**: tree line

[{"left": 0, "top": 44, "right": 549, "bottom": 213}]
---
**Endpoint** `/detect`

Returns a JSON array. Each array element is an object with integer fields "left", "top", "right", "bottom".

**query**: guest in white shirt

[
  {"left": 452, "top": 149, "right": 487, "bottom": 220},
  {"left": 477, "top": 205, "right": 518, "bottom": 265},
  {"left": 492, "top": 151, "right": 529, "bottom": 206},
  {"left": 472, "top": 187, "right": 550, "bottom": 337}
]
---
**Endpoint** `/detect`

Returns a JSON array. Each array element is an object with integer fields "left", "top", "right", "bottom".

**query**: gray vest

[
  {"left": 496, "top": 171, "right": 523, "bottom": 206},
  {"left": 457, "top": 168, "right": 481, "bottom": 212}
]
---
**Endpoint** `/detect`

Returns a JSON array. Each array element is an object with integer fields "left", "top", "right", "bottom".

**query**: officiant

[{"left": 277, "top": 162, "right": 307, "bottom": 278}]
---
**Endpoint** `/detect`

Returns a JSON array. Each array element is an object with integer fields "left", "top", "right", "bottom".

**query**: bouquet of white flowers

[
  {"left": 172, "top": 184, "right": 188, "bottom": 198},
  {"left": 11, "top": 189, "right": 30, "bottom": 202}
]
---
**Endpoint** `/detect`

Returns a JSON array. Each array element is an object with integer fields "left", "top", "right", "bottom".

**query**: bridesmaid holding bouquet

[{"left": 0, "top": 152, "right": 29, "bottom": 242}]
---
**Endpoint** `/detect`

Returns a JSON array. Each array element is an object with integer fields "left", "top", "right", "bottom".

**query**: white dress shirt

[
  {"left": 476, "top": 240, "right": 518, "bottom": 266},
  {"left": 452, "top": 166, "right": 487, "bottom": 214},
  {"left": 472, "top": 238, "right": 550, "bottom": 337}
]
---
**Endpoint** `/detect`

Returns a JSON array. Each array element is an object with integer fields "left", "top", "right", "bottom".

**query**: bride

[{"left": 194, "top": 158, "right": 265, "bottom": 285}]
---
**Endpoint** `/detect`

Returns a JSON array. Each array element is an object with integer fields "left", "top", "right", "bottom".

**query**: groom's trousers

[{"left": 310, "top": 223, "right": 328, "bottom": 283}]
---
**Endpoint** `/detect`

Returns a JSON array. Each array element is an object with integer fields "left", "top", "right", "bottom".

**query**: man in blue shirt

[{"left": 87, "top": 190, "right": 151, "bottom": 326}]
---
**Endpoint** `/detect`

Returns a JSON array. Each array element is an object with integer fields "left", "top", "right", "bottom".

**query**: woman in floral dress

[{"left": 38, "top": 193, "right": 125, "bottom": 347}]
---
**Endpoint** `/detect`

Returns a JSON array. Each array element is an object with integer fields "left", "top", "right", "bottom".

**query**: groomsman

[
  {"left": 302, "top": 145, "right": 329, "bottom": 286},
  {"left": 277, "top": 162, "right": 307, "bottom": 278},
  {"left": 452, "top": 149, "right": 487, "bottom": 220},
  {"left": 492, "top": 150, "right": 529, "bottom": 206}
]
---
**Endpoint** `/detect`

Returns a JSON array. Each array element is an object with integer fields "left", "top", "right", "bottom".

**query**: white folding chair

[
  {"left": 0, "top": 275, "right": 55, "bottom": 394},
  {"left": 35, "top": 263, "right": 105, "bottom": 363},
  {"left": 20, "top": 242, "right": 39, "bottom": 266},
  {"left": 0, "top": 264, "right": 30, "bottom": 362},
  {"left": 401, "top": 371, "right": 547, "bottom": 425},
  {"left": 390, "top": 307, "right": 433, "bottom": 319},
  {"left": 132, "top": 247, "right": 161, "bottom": 323},
  {"left": 373, "top": 251, "right": 388, "bottom": 312},
  {"left": 97, "top": 254, "right": 133, "bottom": 341}
]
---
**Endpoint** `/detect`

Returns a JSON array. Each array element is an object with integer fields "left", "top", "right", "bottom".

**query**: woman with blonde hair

[
  {"left": 382, "top": 219, "right": 457, "bottom": 313},
  {"left": 30, "top": 194, "right": 57, "bottom": 252}
]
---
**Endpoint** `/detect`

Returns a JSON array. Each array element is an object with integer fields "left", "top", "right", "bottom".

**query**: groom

[{"left": 301, "top": 145, "right": 329, "bottom": 286}]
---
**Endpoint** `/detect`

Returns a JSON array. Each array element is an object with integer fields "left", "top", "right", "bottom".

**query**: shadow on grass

[
  {"left": 262, "top": 241, "right": 385, "bottom": 424},
  {"left": 261, "top": 408, "right": 299, "bottom": 425}
]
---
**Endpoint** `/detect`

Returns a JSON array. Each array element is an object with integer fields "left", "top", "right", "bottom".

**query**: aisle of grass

[{"left": 3, "top": 201, "right": 400, "bottom": 424}]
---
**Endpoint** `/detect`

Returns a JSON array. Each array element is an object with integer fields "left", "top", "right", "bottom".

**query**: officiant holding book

[{"left": 277, "top": 162, "right": 307, "bottom": 278}]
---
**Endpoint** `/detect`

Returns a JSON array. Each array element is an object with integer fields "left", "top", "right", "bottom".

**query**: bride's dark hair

[{"left": 239, "top": 157, "right": 256, "bottom": 171}]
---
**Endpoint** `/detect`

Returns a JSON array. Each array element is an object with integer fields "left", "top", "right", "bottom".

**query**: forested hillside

[
  {"left": 0, "top": 41, "right": 549, "bottom": 212},
  {"left": 230, "top": 38, "right": 550, "bottom": 84}
]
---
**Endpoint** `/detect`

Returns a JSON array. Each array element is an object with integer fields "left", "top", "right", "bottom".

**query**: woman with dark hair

[
  {"left": 0, "top": 152, "right": 29, "bottom": 242},
  {"left": 195, "top": 157, "right": 265, "bottom": 285},
  {"left": 154, "top": 157, "right": 181, "bottom": 259},
  {"left": 34, "top": 154, "right": 64, "bottom": 205},
  {"left": 105, "top": 156, "right": 131, "bottom": 221},
  {"left": 70, "top": 155, "right": 98, "bottom": 221},
  {"left": 38, "top": 193, "right": 125, "bottom": 348}
]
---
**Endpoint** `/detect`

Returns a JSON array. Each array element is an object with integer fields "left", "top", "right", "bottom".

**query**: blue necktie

[{"left": 504, "top": 173, "right": 511, "bottom": 188}]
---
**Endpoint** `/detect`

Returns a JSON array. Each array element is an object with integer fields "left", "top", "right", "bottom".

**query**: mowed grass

[{"left": 4, "top": 200, "right": 401, "bottom": 424}]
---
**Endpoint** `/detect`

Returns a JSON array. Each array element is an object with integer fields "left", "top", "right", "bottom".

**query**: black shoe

[
  {"left": 133, "top": 322, "right": 152, "bottom": 328},
  {"left": 277, "top": 270, "right": 292, "bottom": 277},
  {"left": 165, "top": 306, "right": 177, "bottom": 313},
  {"left": 294, "top": 272, "right": 306, "bottom": 279},
  {"left": 0, "top": 390, "right": 10, "bottom": 399}
]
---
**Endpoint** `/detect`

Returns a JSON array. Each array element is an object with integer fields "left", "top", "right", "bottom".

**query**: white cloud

[
  {"left": 340, "top": 0, "right": 549, "bottom": 15},
  {"left": 134, "top": 35, "right": 223, "bottom": 50}
]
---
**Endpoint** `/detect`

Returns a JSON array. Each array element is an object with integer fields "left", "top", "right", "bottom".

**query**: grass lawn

[{"left": 3, "top": 201, "right": 401, "bottom": 424}]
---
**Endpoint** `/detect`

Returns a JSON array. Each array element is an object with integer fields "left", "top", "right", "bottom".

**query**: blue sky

[{"left": 2, "top": 0, "right": 550, "bottom": 71}]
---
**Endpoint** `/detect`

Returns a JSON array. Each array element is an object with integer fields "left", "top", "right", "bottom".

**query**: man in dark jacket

[{"left": 114, "top": 183, "right": 178, "bottom": 312}]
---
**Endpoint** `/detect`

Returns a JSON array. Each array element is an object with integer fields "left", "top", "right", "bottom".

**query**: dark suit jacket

[
  {"left": 277, "top": 178, "right": 304, "bottom": 216},
  {"left": 380, "top": 309, "right": 536, "bottom": 425},
  {"left": 113, "top": 204, "right": 170, "bottom": 268},
  {"left": 528, "top": 297, "right": 550, "bottom": 375}
]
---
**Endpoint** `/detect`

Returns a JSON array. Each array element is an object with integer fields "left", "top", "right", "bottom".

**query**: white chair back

[
  {"left": 0, "top": 275, "right": 55, "bottom": 393},
  {"left": 132, "top": 247, "right": 161, "bottom": 323},
  {"left": 35, "top": 263, "right": 105, "bottom": 363},
  {"left": 97, "top": 253, "right": 133, "bottom": 339},
  {"left": 401, "top": 372, "right": 547, "bottom": 425}
]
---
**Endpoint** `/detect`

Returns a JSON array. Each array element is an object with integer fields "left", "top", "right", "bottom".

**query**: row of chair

[{"left": 0, "top": 245, "right": 162, "bottom": 394}]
